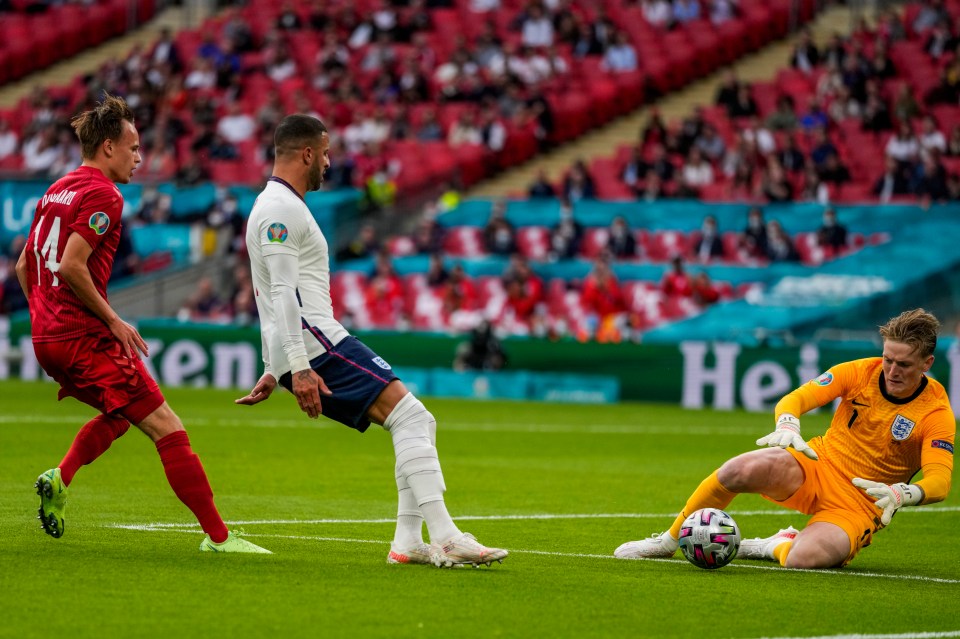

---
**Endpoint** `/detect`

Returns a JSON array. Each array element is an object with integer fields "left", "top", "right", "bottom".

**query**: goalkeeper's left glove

[
  {"left": 851, "top": 478, "right": 924, "bottom": 526},
  {"left": 756, "top": 414, "right": 818, "bottom": 460}
]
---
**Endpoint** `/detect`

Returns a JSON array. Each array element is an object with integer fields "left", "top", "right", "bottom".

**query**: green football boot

[
  {"left": 199, "top": 531, "right": 272, "bottom": 554},
  {"left": 35, "top": 468, "right": 67, "bottom": 539}
]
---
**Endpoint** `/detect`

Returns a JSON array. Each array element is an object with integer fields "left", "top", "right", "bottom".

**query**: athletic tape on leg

[{"left": 384, "top": 393, "right": 446, "bottom": 505}]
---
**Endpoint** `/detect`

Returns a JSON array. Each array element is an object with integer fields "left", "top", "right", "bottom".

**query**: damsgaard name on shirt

[{"left": 41, "top": 190, "right": 77, "bottom": 207}]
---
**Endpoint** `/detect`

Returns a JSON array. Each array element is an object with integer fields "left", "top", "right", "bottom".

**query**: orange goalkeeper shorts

[{"left": 761, "top": 436, "right": 884, "bottom": 565}]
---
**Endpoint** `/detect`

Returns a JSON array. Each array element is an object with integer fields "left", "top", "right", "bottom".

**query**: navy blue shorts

[{"left": 278, "top": 336, "right": 398, "bottom": 433}]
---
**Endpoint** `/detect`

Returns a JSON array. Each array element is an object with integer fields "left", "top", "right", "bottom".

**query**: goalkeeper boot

[
  {"left": 199, "top": 531, "right": 272, "bottom": 554},
  {"left": 432, "top": 532, "right": 508, "bottom": 568},
  {"left": 614, "top": 531, "right": 678, "bottom": 559},
  {"left": 738, "top": 526, "right": 799, "bottom": 561},
  {"left": 387, "top": 542, "right": 438, "bottom": 565},
  {"left": 35, "top": 468, "right": 67, "bottom": 539}
]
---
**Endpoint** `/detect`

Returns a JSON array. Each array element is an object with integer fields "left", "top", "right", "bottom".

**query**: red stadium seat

[
  {"left": 646, "top": 231, "right": 690, "bottom": 262},
  {"left": 516, "top": 226, "right": 550, "bottom": 261},
  {"left": 208, "top": 161, "right": 244, "bottom": 185},
  {"left": 442, "top": 227, "right": 485, "bottom": 257},
  {"left": 579, "top": 227, "right": 608, "bottom": 259}
]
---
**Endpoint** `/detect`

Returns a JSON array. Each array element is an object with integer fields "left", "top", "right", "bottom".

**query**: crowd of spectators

[
  {"left": 0, "top": 0, "right": 669, "bottom": 194},
  {"left": 494, "top": 4, "right": 960, "bottom": 206},
  {"left": 0, "top": 0, "right": 783, "bottom": 208},
  {"left": 163, "top": 195, "right": 857, "bottom": 337}
]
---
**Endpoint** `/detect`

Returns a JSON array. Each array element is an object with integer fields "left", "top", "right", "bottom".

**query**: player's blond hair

[
  {"left": 70, "top": 93, "right": 135, "bottom": 160},
  {"left": 879, "top": 308, "right": 940, "bottom": 358}
]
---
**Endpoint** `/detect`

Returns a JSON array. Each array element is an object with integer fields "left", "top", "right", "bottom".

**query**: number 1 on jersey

[{"left": 33, "top": 215, "right": 62, "bottom": 287}]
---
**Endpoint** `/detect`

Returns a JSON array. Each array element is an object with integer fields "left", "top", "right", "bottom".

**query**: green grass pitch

[{"left": 1, "top": 379, "right": 958, "bottom": 639}]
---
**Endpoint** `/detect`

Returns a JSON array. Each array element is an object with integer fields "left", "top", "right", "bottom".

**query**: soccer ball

[{"left": 678, "top": 508, "right": 741, "bottom": 570}]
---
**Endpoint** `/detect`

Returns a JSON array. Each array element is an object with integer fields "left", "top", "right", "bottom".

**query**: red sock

[
  {"left": 155, "top": 431, "right": 229, "bottom": 543},
  {"left": 59, "top": 414, "right": 130, "bottom": 486}
]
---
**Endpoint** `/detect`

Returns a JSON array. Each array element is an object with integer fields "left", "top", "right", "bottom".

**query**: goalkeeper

[{"left": 615, "top": 309, "right": 955, "bottom": 568}]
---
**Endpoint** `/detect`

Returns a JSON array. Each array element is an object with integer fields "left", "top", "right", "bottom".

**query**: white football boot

[
  {"left": 738, "top": 526, "right": 800, "bottom": 561},
  {"left": 387, "top": 542, "right": 438, "bottom": 565},
  {"left": 432, "top": 532, "right": 508, "bottom": 568},
  {"left": 614, "top": 531, "right": 679, "bottom": 559}
]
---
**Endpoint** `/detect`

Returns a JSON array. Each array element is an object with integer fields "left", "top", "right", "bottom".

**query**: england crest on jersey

[{"left": 890, "top": 414, "right": 916, "bottom": 441}]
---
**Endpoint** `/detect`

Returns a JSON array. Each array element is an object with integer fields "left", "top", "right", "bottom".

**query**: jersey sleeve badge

[
  {"left": 267, "top": 222, "right": 289, "bottom": 243},
  {"left": 931, "top": 440, "right": 954, "bottom": 454},
  {"left": 814, "top": 371, "right": 834, "bottom": 386},
  {"left": 88, "top": 211, "right": 110, "bottom": 235}
]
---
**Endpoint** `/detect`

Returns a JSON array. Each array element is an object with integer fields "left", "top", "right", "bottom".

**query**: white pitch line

[
  {"left": 751, "top": 633, "right": 960, "bottom": 639},
  {"left": 107, "top": 506, "right": 960, "bottom": 530},
  {"left": 0, "top": 414, "right": 763, "bottom": 436},
  {"left": 114, "top": 526, "right": 960, "bottom": 585}
]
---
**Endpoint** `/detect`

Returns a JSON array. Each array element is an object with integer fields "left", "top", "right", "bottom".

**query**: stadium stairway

[
  {"left": 467, "top": 3, "right": 860, "bottom": 199},
  {"left": 0, "top": 5, "right": 204, "bottom": 109},
  {"left": 109, "top": 254, "right": 238, "bottom": 319}
]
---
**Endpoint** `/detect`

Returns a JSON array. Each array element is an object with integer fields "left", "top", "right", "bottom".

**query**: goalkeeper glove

[
  {"left": 851, "top": 478, "right": 923, "bottom": 526},
  {"left": 756, "top": 414, "right": 819, "bottom": 460}
]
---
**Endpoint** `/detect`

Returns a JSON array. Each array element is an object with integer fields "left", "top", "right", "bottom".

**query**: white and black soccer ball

[{"left": 678, "top": 508, "right": 741, "bottom": 570}]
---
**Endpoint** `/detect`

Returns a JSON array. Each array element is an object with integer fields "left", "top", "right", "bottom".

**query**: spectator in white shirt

[
  {"left": 184, "top": 58, "right": 217, "bottom": 90},
  {"left": 361, "top": 34, "right": 397, "bottom": 71},
  {"left": 48, "top": 129, "right": 82, "bottom": 179},
  {"left": 217, "top": 101, "right": 257, "bottom": 144},
  {"left": 448, "top": 111, "right": 483, "bottom": 146},
  {"left": 363, "top": 108, "right": 393, "bottom": 146},
  {"left": 602, "top": 31, "right": 638, "bottom": 72},
  {"left": 521, "top": 4, "right": 554, "bottom": 48},
  {"left": 710, "top": 0, "right": 739, "bottom": 25},
  {"left": 919, "top": 115, "right": 946, "bottom": 155},
  {"left": 371, "top": 0, "right": 398, "bottom": 37},
  {"left": 265, "top": 44, "right": 298, "bottom": 82},
  {"left": 22, "top": 126, "right": 61, "bottom": 175},
  {"left": 471, "top": 0, "right": 500, "bottom": 11},
  {"left": 480, "top": 108, "right": 507, "bottom": 152},
  {"left": 343, "top": 116, "right": 368, "bottom": 155},
  {"left": 642, "top": 0, "right": 672, "bottom": 28},
  {"left": 742, "top": 116, "right": 776, "bottom": 156},
  {"left": 526, "top": 47, "right": 556, "bottom": 83},
  {"left": 0, "top": 120, "right": 18, "bottom": 159},
  {"left": 545, "top": 45, "right": 569, "bottom": 77},
  {"left": 885, "top": 121, "right": 920, "bottom": 164},
  {"left": 507, "top": 45, "right": 545, "bottom": 85},
  {"left": 682, "top": 148, "right": 715, "bottom": 187}
]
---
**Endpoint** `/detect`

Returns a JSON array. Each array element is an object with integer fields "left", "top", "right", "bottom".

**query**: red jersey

[
  {"left": 25, "top": 166, "right": 124, "bottom": 342},
  {"left": 662, "top": 271, "right": 693, "bottom": 297},
  {"left": 581, "top": 275, "right": 625, "bottom": 318}
]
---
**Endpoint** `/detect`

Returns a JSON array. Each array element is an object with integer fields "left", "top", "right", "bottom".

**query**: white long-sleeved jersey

[{"left": 246, "top": 178, "right": 349, "bottom": 378}]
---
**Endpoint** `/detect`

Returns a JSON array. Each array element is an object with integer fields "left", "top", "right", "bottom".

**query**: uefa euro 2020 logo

[
  {"left": 267, "top": 222, "right": 288, "bottom": 243},
  {"left": 88, "top": 211, "right": 110, "bottom": 236}
]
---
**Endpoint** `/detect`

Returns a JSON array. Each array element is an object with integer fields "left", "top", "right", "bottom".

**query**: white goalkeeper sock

[{"left": 384, "top": 393, "right": 460, "bottom": 544}]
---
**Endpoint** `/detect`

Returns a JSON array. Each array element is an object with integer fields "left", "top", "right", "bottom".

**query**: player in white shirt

[{"left": 237, "top": 115, "right": 507, "bottom": 568}]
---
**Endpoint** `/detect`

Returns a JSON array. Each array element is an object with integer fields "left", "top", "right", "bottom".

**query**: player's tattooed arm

[{"left": 291, "top": 368, "right": 332, "bottom": 419}]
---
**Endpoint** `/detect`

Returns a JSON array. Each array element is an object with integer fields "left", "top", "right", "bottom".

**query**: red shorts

[{"left": 33, "top": 332, "right": 165, "bottom": 424}]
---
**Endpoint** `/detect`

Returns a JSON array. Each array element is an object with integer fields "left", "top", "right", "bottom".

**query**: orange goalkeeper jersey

[{"left": 775, "top": 357, "right": 955, "bottom": 503}]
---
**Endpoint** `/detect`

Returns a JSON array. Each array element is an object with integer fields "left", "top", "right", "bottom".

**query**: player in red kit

[{"left": 14, "top": 94, "right": 269, "bottom": 553}]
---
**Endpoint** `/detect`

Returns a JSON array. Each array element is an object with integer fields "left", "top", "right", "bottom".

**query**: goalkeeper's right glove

[{"left": 756, "top": 413, "right": 819, "bottom": 460}]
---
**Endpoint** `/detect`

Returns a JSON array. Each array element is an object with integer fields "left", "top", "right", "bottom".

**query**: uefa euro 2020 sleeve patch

[
  {"left": 88, "top": 211, "right": 110, "bottom": 235},
  {"left": 815, "top": 371, "right": 833, "bottom": 386},
  {"left": 267, "top": 222, "right": 289, "bottom": 243}
]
